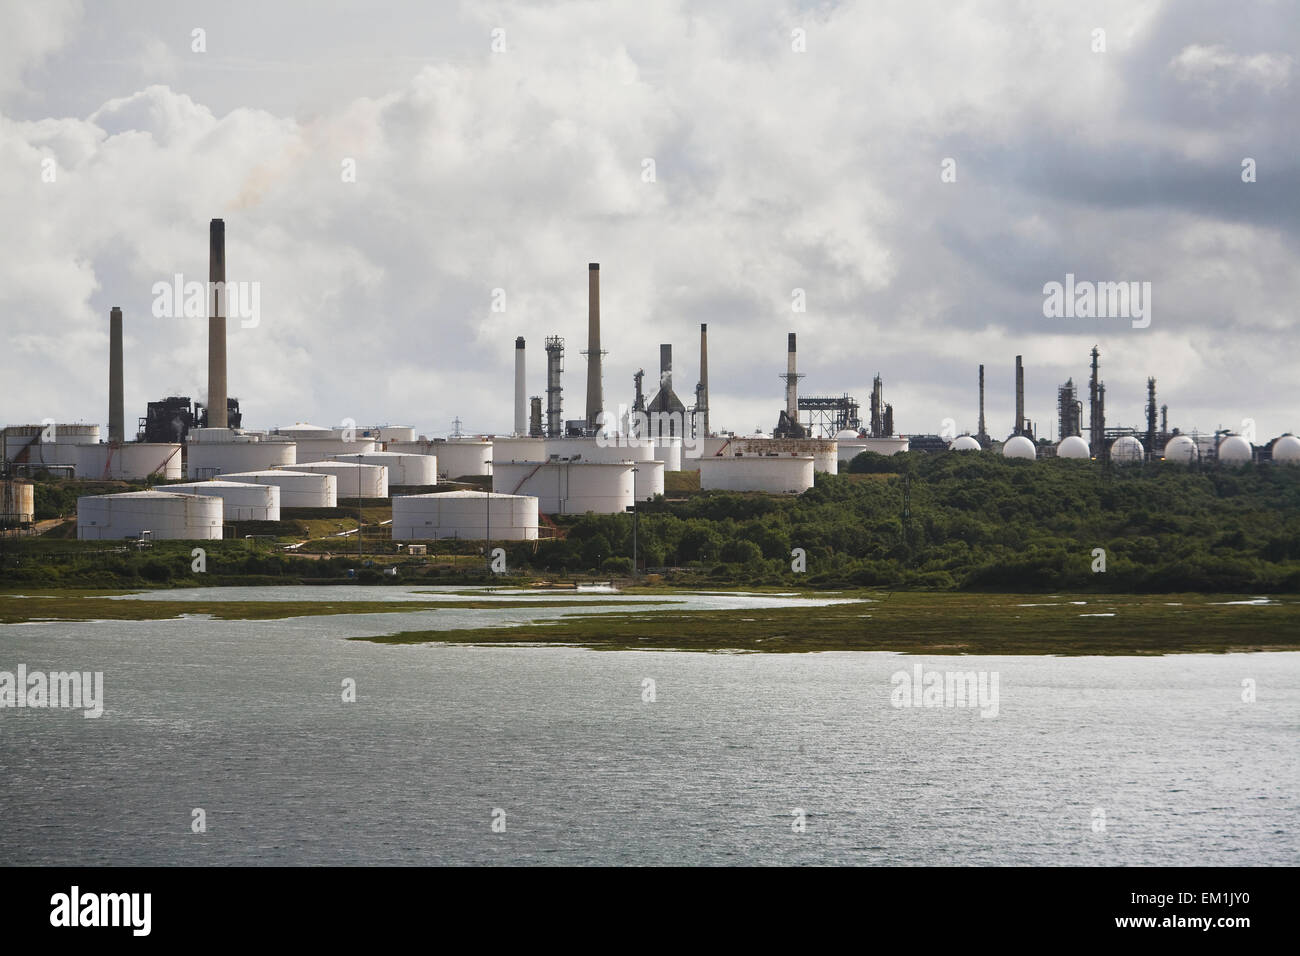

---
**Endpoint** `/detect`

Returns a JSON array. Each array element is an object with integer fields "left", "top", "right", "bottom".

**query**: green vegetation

[{"left": 355, "top": 592, "right": 1300, "bottom": 655}]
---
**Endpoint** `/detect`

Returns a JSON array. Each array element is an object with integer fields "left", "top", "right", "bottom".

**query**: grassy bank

[{"left": 354, "top": 592, "right": 1300, "bottom": 655}]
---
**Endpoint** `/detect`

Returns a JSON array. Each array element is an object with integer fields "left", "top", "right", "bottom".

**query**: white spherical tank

[
  {"left": 187, "top": 439, "right": 296, "bottom": 479},
  {"left": 950, "top": 436, "right": 981, "bottom": 451},
  {"left": 698, "top": 456, "right": 815, "bottom": 494},
  {"left": 330, "top": 452, "right": 436, "bottom": 486},
  {"left": 288, "top": 461, "right": 388, "bottom": 498},
  {"left": 75, "top": 443, "right": 183, "bottom": 480},
  {"left": 392, "top": 490, "right": 538, "bottom": 540},
  {"left": 1003, "top": 436, "right": 1037, "bottom": 460},
  {"left": 1272, "top": 434, "right": 1300, "bottom": 464},
  {"left": 221, "top": 470, "right": 337, "bottom": 507},
  {"left": 1110, "top": 436, "right": 1145, "bottom": 464},
  {"left": 77, "top": 491, "right": 223, "bottom": 540},
  {"left": 1217, "top": 435, "right": 1252, "bottom": 465},
  {"left": 493, "top": 460, "right": 635, "bottom": 514},
  {"left": 166, "top": 480, "right": 280, "bottom": 521},
  {"left": 1162, "top": 434, "right": 1197, "bottom": 464},
  {"left": 1056, "top": 435, "right": 1090, "bottom": 459}
]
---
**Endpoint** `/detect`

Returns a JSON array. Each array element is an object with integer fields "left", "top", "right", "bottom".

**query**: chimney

[
  {"left": 1014, "top": 355, "right": 1024, "bottom": 438},
  {"left": 660, "top": 343, "right": 672, "bottom": 395},
  {"left": 208, "top": 218, "right": 228, "bottom": 429},
  {"left": 514, "top": 337, "right": 527, "bottom": 436},
  {"left": 585, "top": 263, "right": 603, "bottom": 431},
  {"left": 109, "top": 306, "right": 124, "bottom": 444},
  {"left": 698, "top": 323, "right": 709, "bottom": 439},
  {"left": 786, "top": 332, "right": 798, "bottom": 419},
  {"left": 978, "top": 364, "right": 986, "bottom": 442}
]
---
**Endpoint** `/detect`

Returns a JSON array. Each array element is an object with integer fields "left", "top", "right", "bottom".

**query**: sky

[{"left": 1, "top": 0, "right": 1297, "bottom": 443}]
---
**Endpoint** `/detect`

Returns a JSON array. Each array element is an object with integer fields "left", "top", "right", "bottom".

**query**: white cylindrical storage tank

[
  {"left": 1271, "top": 434, "right": 1300, "bottom": 464},
  {"left": 493, "top": 460, "right": 635, "bottom": 514},
  {"left": 287, "top": 461, "right": 387, "bottom": 498},
  {"left": 166, "top": 480, "right": 280, "bottom": 521},
  {"left": 187, "top": 439, "right": 296, "bottom": 479},
  {"left": 950, "top": 436, "right": 981, "bottom": 451},
  {"left": 388, "top": 439, "right": 493, "bottom": 478},
  {"left": 1110, "top": 435, "right": 1145, "bottom": 464},
  {"left": 393, "top": 490, "right": 539, "bottom": 540},
  {"left": 368, "top": 426, "right": 416, "bottom": 444},
  {"left": 330, "top": 452, "right": 437, "bottom": 487},
  {"left": 699, "top": 456, "right": 815, "bottom": 494},
  {"left": 653, "top": 437, "right": 683, "bottom": 472},
  {"left": 728, "top": 437, "right": 838, "bottom": 474},
  {"left": 634, "top": 459, "right": 665, "bottom": 500},
  {"left": 222, "top": 470, "right": 337, "bottom": 507},
  {"left": 1162, "top": 434, "right": 1196, "bottom": 464},
  {"left": 546, "top": 436, "right": 656, "bottom": 463},
  {"left": 77, "top": 491, "right": 223, "bottom": 540},
  {"left": 75, "top": 443, "right": 183, "bottom": 479},
  {"left": 1056, "top": 435, "right": 1090, "bottom": 459},
  {"left": 491, "top": 436, "right": 547, "bottom": 463},
  {"left": 1003, "top": 435, "right": 1037, "bottom": 460},
  {"left": 288, "top": 436, "right": 377, "bottom": 458},
  {"left": 1217, "top": 434, "right": 1252, "bottom": 465}
]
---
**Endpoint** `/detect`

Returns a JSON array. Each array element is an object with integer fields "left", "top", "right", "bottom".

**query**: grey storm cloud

[{"left": 1, "top": 0, "right": 1296, "bottom": 443}]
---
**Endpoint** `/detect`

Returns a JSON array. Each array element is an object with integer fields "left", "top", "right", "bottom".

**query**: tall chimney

[
  {"left": 109, "top": 306, "right": 124, "bottom": 444},
  {"left": 698, "top": 323, "right": 709, "bottom": 439},
  {"left": 660, "top": 343, "right": 672, "bottom": 395},
  {"left": 786, "top": 332, "right": 798, "bottom": 419},
  {"left": 514, "top": 337, "right": 527, "bottom": 436},
  {"left": 1014, "top": 355, "right": 1024, "bottom": 438},
  {"left": 585, "top": 263, "right": 603, "bottom": 431},
  {"left": 207, "top": 218, "right": 228, "bottom": 428},
  {"left": 978, "top": 364, "right": 986, "bottom": 443},
  {"left": 1089, "top": 346, "right": 1101, "bottom": 457}
]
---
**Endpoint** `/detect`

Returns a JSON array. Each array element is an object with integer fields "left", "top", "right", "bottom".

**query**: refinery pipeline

[{"left": 2, "top": 218, "right": 1299, "bottom": 538}]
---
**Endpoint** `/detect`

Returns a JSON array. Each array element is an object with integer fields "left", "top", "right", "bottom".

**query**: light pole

[{"left": 630, "top": 466, "right": 639, "bottom": 577}]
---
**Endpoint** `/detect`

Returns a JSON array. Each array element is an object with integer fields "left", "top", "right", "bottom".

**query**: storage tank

[
  {"left": 75, "top": 443, "right": 183, "bottom": 479},
  {"left": 1162, "top": 434, "right": 1197, "bottom": 464},
  {"left": 653, "top": 437, "right": 683, "bottom": 472},
  {"left": 166, "top": 480, "right": 280, "bottom": 521},
  {"left": 634, "top": 459, "right": 666, "bottom": 500},
  {"left": 329, "top": 452, "right": 436, "bottom": 486},
  {"left": 187, "top": 435, "right": 296, "bottom": 479},
  {"left": 77, "top": 490, "right": 223, "bottom": 540},
  {"left": 353, "top": 425, "right": 416, "bottom": 444},
  {"left": 388, "top": 439, "right": 493, "bottom": 478},
  {"left": 392, "top": 490, "right": 539, "bottom": 540},
  {"left": 289, "top": 436, "right": 377, "bottom": 458},
  {"left": 1002, "top": 435, "right": 1037, "bottom": 460},
  {"left": 3, "top": 423, "right": 102, "bottom": 469},
  {"left": 492, "top": 460, "right": 635, "bottom": 514},
  {"left": 1217, "top": 434, "right": 1253, "bottom": 465},
  {"left": 1, "top": 479, "right": 35, "bottom": 526},
  {"left": 698, "top": 456, "right": 815, "bottom": 494},
  {"left": 221, "top": 470, "right": 337, "bottom": 507},
  {"left": 1110, "top": 435, "right": 1145, "bottom": 464},
  {"left": 1056, "top": 435, "right": 1090, "bottom": 459},
  {"left": 1271, "top": 434, "right": 1300, "bottom": 465},
  {"left": 285, "top": 461, "right": 388, "bottom": 498},
  {"left": 950, "top": 435, "right": 981, "bottom": 451}
]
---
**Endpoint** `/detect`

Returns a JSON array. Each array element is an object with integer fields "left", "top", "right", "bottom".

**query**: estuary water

[{"left": 0, "top": 586, "right": 1295, "bottom": 865}]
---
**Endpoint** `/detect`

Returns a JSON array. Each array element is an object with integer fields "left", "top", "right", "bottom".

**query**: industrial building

[
  {"left": 392, "top": 490, "right": 539, "bottom": 541},
  {"left": 167, "top": 480, "right": 280, "bottom": 521},
  {"left": 221, "top": 470, "right": 337, "bottom": 508},
  {"left": 77, "top": 490, "right": 223, "bottom": 540}
]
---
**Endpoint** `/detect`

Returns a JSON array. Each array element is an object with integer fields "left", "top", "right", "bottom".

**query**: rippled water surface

[{"left": 1, "top": 587, "right": 1295, "bottom": 865}]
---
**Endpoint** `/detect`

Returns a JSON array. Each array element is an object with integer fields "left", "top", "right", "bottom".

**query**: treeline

[{"left": 508, "top": 452, "right": 1300, "bottom": 592}]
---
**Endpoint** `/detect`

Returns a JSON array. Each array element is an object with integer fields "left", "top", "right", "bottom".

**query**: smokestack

[
  {"left": 585, "top": 263, "right": 603, "bottom": 431},
  {"left": 786, "top": 333, "right": 798, "bottom": 419},
  {"left": 1146, "top": 377, "right": 1157, "bottom": 460},
  {"left": 1089, "top": 346, "right": 1101, "bottom": 457},
  {"left": 698, "top": 323, "right": 709, "bottom": 439},
  {"left": 514, "top": 337, "right": 527, "bottom": 436},
  {"left": 660, "top": 343, "right": 672, "bottom": 396},
  {"left": 978, "top": 364, "right": 986, "bottom": 442},
  {"left": 207, "top": 218, "right": 228, "bottom": 429},
  {"left": 108, "top": 307, "right": 124, "bottom": 444},
  {"left": 529, "top": 396, "right": 543, "bottom": 437},
  {"left": 1014, "top": 355, "right": 1024, "bottom": 438}
]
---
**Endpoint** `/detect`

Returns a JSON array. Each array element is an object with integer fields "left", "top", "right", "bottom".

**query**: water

[{"left": 1, "top": 587, "right": 1295, "bottom": 865}]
